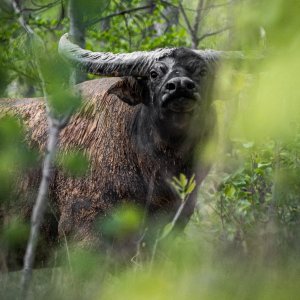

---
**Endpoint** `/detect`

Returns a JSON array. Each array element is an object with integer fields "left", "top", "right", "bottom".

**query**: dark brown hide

[{"left": 1, "top": 77, "right": 213, "bottom": 250}]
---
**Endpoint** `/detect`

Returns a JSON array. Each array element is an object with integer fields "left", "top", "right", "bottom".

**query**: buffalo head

[
  {"left": 58, "top": 34, "right": 223, "bottom": 142},
  {"left": 146, "top": 49, "right": 217, "bottom": 135}
]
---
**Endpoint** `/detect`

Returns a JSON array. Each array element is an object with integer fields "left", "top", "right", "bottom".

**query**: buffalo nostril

[
  {"left": 186, "top": 82, "right": 195, "bottom": 90},
  {"left": 165, "top": 82, "right": 176, "bottom": 91}
]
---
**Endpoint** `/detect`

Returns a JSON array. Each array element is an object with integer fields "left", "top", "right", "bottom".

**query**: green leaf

[
  {"left": 224, "top": 185, "right": 236, "bottom": 198},
  {"left": 179, "top": 173, "right": 188, "bottom": 188},
  {"left": 186, "top": 181, "right": 196, "bottom": 195},
  {"left": 172, "top": 176, "right": 182, "bottom": 187}
]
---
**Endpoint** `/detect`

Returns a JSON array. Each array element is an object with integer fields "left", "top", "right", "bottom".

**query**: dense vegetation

[{"left": 1, "top": 0, "right": 300, "bottom": 299}]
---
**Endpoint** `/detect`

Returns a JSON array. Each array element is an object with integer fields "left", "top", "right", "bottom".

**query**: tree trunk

[{"left": 68, "top": 0, "right": 86, "bottom": 84}]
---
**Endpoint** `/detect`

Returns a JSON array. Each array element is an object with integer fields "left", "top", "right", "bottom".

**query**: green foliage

[
  {"left": 102, "top": 204, "right": 143, "bottom": 239},
  {"left": 68, "top": 248, "right": 102, "bottom": 280},
  {"left": 87, "top": 1, "right": 190, "bottom": 52},
  {"left": 48, "top": 88, "right": 82, "bottom": 117},
  {"left": 38, "top": 53, "right": 83, "bottom": 116},
  {"left": 177, "top": 0, "right": 299, "bottom": 258},
  {"left": 1, "top": 235, "right": 300, "bottom": 300},
  {"left": 171, "top": 173, "right": 196, "bottom": 202},
  {"left": 1, "top": 217, "right": 29, "bottom": 248},
  {"left": 156, "top": 174, "right": 196, "bottom": 241},
  {"left": 59, "top": 150, "right": 89, "bottom": 177},
  {"left": 0, "top": 116, "right": 37, "bottom": 202},
  {"left": 1, "top": 0, "right": 300, "bottom": 299},
  {"left": 198, "top": 138, "right": 300, "bottom": 255},
  {"left": 0, "top": 0, "right": 191, "bottom": 97},
  {"left": 0, "top": 67, "right": 9, "bottom": 96}
]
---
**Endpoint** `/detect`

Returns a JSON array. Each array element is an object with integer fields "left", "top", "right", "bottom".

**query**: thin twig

[
  {"left": 190, "top": 0, "right": 205, "bottom": 48},
  {"left": 30, "top": 0, "right": 48, "bottom": 8},
  {"left": 21, "top": 0, "right": 60, "bottom": 13},
  {"left": 198, "top": 26, "right": 231, "bottom": 43},
  {"left": 200, "top": 0, "right": 234, "bottom": 11},
  {"left": 20, "top": 125, "right": 60, "bottom": 298},
  {"left": 192, "top": 0, "right": 204, "bottom": 38},
  {"left": 161, "top": 0, "right": 234, "bottom": 12},
  {"left": 85, "top": 4, "right": 156, "bottom": 28},
  {"left": 150, "top": 194, "right": 191, "bottom": 266},
  {"left": 53, "top": 0, "right": 65, "bottom": 30},
  {"left": 132, "top": 169, "right": 157, "bottom": 267},
  {"left": 122, "top": 14, "right": 132, "bottom": 51},
  {"left": 11, "top": 0, "right": 34, "bottom": 35},
  {"left": 170, "top": 197, "right": 191, "bottom": 232},
  {"left": 10, "top": 1, "right": 71, "bottom": 298},
  {"left": 150, "top": 231, "right": 160, "bottom": 268},
  {"left": 178, "top": 1, "right": 194, "bottom": 39},
  {"left": 1, "top": 62, "right": 40, "bottom": 83}
]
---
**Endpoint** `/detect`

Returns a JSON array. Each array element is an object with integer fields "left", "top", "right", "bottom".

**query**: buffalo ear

[{"left": 107, "top": 76, "right": 149, "bottom": 106}]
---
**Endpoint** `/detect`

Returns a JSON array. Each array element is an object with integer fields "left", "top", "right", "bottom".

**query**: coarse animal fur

[{"left": 0, "top": 47, "right": 217, "bottom": 265}]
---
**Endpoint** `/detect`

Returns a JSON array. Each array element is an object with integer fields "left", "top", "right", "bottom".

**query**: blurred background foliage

[{"left": 1, "top": 0, "right": 300, "bottom": 299}]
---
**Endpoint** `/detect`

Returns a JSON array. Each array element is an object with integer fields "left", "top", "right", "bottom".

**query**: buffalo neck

[{"left": 131, "top": 105, "right": 198, "bottom": 162}]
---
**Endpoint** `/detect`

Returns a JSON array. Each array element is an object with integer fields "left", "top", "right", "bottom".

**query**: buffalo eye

[
  {"left": 199, "top": 69, "right": 207, "bottom": 77},
  {"left": 150, "top": 71, "right": 158, "bottom": 79}
]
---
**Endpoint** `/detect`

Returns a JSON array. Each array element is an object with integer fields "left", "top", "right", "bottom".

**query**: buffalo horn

[{"left": 58, "top": 33, "right": 174, "bottom": 77}]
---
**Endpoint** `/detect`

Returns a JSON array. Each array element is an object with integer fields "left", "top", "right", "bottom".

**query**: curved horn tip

[{"left": 58, "top": 33, "right": 70, "bottom": 54}]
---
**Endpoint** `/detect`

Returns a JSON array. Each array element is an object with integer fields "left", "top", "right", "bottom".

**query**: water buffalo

[{"left": 1, "top": 34, "right": 221, "bottom": 258}]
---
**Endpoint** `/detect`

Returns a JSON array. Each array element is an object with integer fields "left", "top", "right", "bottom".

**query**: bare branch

[
  {"left": 176, "top": 0, "right": 235, "bottom": 48},
  {"left": 122, "top": 14, "right": 132, "bottom": 50},
  {"left": 161, "top": 0, "right": 234, "bottom": 12},
  {"left": 10, "top": 1, "right": 72, "bottom": 298},
  {"left": 20, "top": 0, "right": 60, "bottom": 13},
  {"left": 193, "top": 0, "right": 204, "bottom": 35},
  {"left": 178, "top": 1, "right": 194, "bottom": 40},
  {"left": 190, "top": 0, "right": 205, "bottom": 49},
  {"left": 150, "top": 193, "right": 192, "bottom": 266},
  {"left": 11, "top": 0, "right": 34, "bottom": 35},
  {"left": 132, "top": 169, "right": 157, "bottom": 267},
  {"left": 68, "top": 0, "right": 86, "bottom": 83},
  {"left": 20, "top": 125, "right": 60, "bottom": 299},
  {"left": 30, "top": 0, "right": 48, "bottom": 8},
  {"left": 85, "top": 4, "right": 156, "bottom": 28},
  {"left": 54, "top": 0, "right": 65, "bottom": 30},
  {"left": 198, "top": 26, "right": 231, "bottom": 43},
  {"left": 204, "top": 0, "right": 235, "bottom": 11},
  {"left": 2, "top": 62, "right": 40, "bottom": 83}
]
